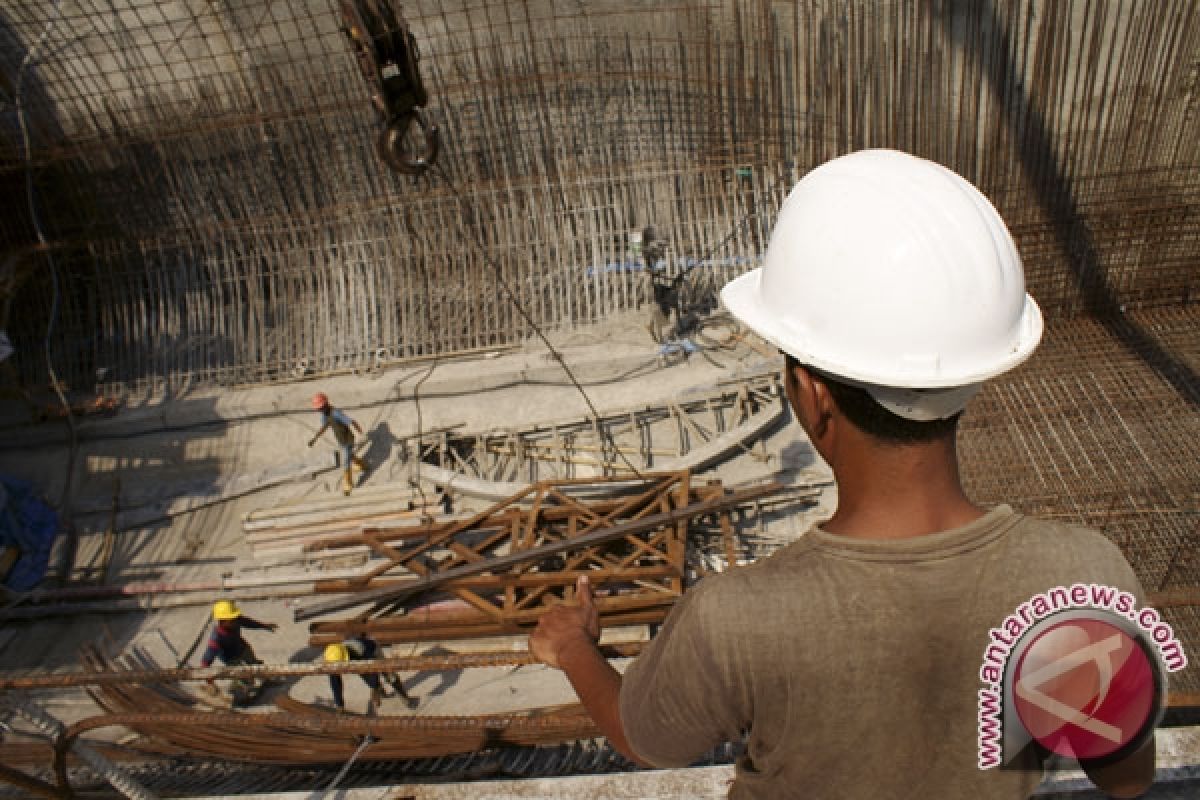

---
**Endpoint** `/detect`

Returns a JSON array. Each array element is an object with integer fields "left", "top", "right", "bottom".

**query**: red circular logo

[{"left": 1012, "top": 617, "right": 1157, "bottom": 761}]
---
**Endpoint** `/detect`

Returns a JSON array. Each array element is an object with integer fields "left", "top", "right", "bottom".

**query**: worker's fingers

[{"left": 576, "top": 574, "right": 594, "bottom": 609}]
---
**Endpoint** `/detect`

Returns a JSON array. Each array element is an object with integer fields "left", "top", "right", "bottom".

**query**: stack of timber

[
  {"left": 243, "top": 482, "right": 447, "bottom": 558},
  {"left": 415, "top": 371, "right": 785, "bottom": 500},
  {"left": 295, "top": 471, "right": 786, "bottom": 646}
]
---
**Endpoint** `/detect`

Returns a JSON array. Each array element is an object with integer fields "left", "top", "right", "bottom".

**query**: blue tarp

[{"left": 1, "top": 476, "right": 58, "bottom": 591}]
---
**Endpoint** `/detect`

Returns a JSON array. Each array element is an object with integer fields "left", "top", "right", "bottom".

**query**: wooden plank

[{"left": 310, "top": 611, "right": 666, "bottom": 646}]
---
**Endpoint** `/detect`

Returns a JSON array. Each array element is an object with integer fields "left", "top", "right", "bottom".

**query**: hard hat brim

[{"left": 720, "top": 267, "right": 1044, "bottom": 388}]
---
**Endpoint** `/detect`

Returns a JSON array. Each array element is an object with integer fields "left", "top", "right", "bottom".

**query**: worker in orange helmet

[{"left": 308, "top": 392, "right": 368, "bottom": 495}]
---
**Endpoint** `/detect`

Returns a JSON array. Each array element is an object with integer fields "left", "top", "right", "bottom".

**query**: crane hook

[{"left": 340, "top": 0, "right": 440, "bottom": 175}]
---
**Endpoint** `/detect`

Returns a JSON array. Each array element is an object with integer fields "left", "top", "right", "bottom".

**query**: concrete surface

[
  {"left": 0, "top": 308, "right": 1195, "bottom": 798},
  {"left": 0, "top": 309, "right": 827, "bottom": 727}
]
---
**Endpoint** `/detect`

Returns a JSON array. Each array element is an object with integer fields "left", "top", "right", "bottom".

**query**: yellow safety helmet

[
  {"left": 212, "top": 600, "right": 241, "bottom": 621},
  {"left": 324, "top": 643, "right": 350, "bottom": 662}
]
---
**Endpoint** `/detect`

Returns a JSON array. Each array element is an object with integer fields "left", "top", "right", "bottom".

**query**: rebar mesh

[
  {"left": 0, "top": 0, "right": 1196, "bottom": 704},
  {"left": 961, "top": 305, "right": 1200, "bottom": 694},
  {"left": 1, "top": 0, "right": 1196, "bottom": 392}
]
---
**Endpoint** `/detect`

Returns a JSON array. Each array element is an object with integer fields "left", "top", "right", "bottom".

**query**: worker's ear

[{"left": 784, "top": 359, "right": 836, "bottom": 443}]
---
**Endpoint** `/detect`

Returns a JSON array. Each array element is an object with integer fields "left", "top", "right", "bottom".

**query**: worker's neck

[{"left": 822, "top": 433, "right": 983, "bottom": 540}]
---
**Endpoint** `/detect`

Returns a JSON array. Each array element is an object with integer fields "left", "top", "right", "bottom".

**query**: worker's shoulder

[
  {"left": 683, "top": 538, "right": 821, "bottom": 602},
  {"left": 1007, "top": 511, "right": 1126, "bottom": 557},
  {"left": 1003, "top": 511, "right": 1138, "bottom": 582}
]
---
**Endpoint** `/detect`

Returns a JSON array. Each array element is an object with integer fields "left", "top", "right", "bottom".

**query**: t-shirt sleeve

[
  {"left": 619, "top": 580, "right": 748, "bottom": 767},
  {"left": 239, "top": 616, "right": 271, "bottom": 631}
]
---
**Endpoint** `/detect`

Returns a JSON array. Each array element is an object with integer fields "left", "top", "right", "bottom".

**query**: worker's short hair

[{"left": 786, "top": 355, "right": 961, "bottom": 444}]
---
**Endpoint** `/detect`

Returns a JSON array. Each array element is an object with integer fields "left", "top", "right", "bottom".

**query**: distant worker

[
  {"left": 308, "top": 392, "right": 368, "bottom": 495},
  {"left": 641, "top": 225, "right": 678, "bottom": 344},
  {"left": 201, "top": 600, "right": 278, "bottom": 704},
  {"left": 531, "top": 150, "right": 1154, "bottom": 798},
  {"left": 324, "top": 635, "right": 416, "bottom": 712}
]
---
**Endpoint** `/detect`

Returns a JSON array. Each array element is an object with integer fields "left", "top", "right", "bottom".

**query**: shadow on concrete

[
  {"left": 0, "top": 394, "right": 232, "bottom": 673},
  {"left": 404, "top": 644, "right": 463, "bottom": 699},
  {"left": 288, "top": 644, "right": 322, "bottom": 664},
  {"left": 361, "top": 418, "right": 398, "bottom": 475},
  {"left": 64, "top": 395, "right": 230, "bottom": 580},
  {"left": 939, "top": 3, "right": 1199, "bottom": 410}
]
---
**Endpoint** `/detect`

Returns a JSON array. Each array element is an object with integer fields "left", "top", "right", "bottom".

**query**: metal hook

[
  {"left": 377, "top": 109, "right": 440, "bottom": 175},
  {"left": 341, "top": 0, "right": 440, "bottom": 175}
]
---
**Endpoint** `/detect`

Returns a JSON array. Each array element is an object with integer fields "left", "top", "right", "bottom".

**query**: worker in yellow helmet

[
  {"left": 202, "top": 600, "right": 278, "bottom": 668},
  {"left": 200, "top": 600, "right": 279, "bottom": 706},
  {"left": 323, "top": 634, "right": 415, "bottom": 712}
]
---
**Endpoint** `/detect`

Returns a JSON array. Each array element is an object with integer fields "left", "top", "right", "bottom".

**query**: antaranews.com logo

[{"left": 978, "top": 584, "right": 1187, "bottom": 769}]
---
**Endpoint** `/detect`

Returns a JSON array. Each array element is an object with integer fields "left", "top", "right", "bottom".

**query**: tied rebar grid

[
  {"left": 959, "top": 304, "right": 1200, "bottom": 696},
  {"left": 1, "top": 1, "right": 1197, "bottom": 396}
]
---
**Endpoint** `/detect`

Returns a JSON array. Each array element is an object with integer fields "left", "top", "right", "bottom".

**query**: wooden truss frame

[
  {"left": 414, "top": 371, "right": 782, "bottom": 482},
  {"left": 297, "top": 471, "right": 781, "bottom": 644}
]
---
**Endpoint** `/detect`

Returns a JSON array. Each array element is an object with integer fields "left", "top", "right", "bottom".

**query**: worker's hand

[
  {"left": 266, "top": 623, "right": 279, "bottom": 632},
  {"left": 307, "top": 438, "right": 316, "bottom": 448},
  {"left": 529, "top": 575, "right": 601, "bottom": 670}
]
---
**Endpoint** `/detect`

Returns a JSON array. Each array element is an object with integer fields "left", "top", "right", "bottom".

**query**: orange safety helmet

[{"left": 311, "top": 392, "right": 330, "bottom": 410}]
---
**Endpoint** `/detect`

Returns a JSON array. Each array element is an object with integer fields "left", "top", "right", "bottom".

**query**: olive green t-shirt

[{"left": 619, "top": 505, "right": 1144, "bottom": 799}]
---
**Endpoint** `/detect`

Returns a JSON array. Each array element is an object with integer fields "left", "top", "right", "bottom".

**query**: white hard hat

[{"left": 721, "top": 149, "right": 1043, "bottom": 419}]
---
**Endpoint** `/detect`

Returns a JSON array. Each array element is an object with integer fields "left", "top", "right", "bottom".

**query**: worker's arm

[
  {"left": 308, "top": 417, "right": 330, "bottom": 446},
  {"left": 352, "top": 419, "right": 364, "bottom": 436},
  {"left": 529, "top": 576, "right": 649, "bottom": 766},
  {"left": 239, "top": 616, "right": 278, "bottom": 632},
  {"left": 1083, "top": 736, "right": 1155, "bottom": 798}
]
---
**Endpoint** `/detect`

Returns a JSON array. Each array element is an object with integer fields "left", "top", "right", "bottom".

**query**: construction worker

[
  {"left": 530, "top": 150, "right": 1153, "bottom": 798},
  {"left": 308, "top": 392, "right": 368, "bottom": 495},
  {"left": 201, "top": 600, "right": 278, "bottom": 704},
  {"left": 323, "top": 635, "right": 416, "bottom": 712}
]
